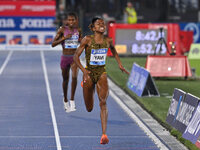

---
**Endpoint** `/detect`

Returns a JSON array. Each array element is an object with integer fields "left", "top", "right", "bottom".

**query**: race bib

[
  {"left": 65, "top": 35, "right": 79, "bottom": 49},
  {"left": 90, "top": 48, "right": 108, "bottom": 65}
]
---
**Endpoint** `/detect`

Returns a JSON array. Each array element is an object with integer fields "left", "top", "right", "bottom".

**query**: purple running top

[{"left": 62, "top": 26, "right": 80, "bottom": 49}]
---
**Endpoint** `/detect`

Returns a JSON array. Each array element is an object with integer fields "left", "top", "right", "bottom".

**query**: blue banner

[
  {"left": 174, "top": 93, "right": 199, "bottom": 133},
  {"left": 179, "top": 23, "right": 200, "bottom": 43},
  {"left": 0, "top": 17, "right": 56, "bottom": 31},
  {"left": 166, "top": 88, "right": 186, "bottom": 127},
  {"left": 183, "top": 102, "right": 200, "bottom": 144},
  {"left": 127, "top": 63, "right": 149, "bottom": 97}
]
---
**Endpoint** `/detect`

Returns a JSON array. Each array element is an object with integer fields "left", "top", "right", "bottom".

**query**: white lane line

[
  {"left": 0, "top": 51, "right": 13, "bottom": 75},
  {"left": 109, "top": 90, "right": 169, "bottom": 150},
  {"left": 40, "top": 51, "right": 62, "bottom": 150},
  {"left": 0, "top": 135, "right": 148, "bottom": 138}
]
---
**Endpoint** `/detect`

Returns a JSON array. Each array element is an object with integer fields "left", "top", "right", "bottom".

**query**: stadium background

[{"left": 0, "top": 0, "right": 200, "bottom": 150}]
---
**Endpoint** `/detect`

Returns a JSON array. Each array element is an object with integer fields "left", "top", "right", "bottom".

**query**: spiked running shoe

[{"left": 100, "top": 134, "right": 109, "bottom": 144}]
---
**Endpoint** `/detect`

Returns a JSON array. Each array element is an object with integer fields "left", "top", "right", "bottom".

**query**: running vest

[
  {"left": 85, "top": 35, "right": 109, "bottom": 68},
  {"left": 63, "top": 26, "right": 79, "bottom": 49}
]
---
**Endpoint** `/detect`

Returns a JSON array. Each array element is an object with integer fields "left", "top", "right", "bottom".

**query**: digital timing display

[{"left": 115, "top": 29, "right": 167, "bottom": 55}]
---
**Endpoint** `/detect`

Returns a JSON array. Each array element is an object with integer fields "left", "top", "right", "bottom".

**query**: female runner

[
  {"left": 52, "top": 12, "right": 82, "bottom": 112},
  {"left": 74, "top": 17, "right": 129, "bottom": 144}
]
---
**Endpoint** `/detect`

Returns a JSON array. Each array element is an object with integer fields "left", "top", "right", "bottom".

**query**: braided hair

[{"left": 88, "top": 17, "right": 103, "bottom": 32}]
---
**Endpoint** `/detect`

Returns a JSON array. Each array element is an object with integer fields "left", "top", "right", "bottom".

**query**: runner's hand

[
  {"left": 64, "top": 34, "right": 72, "bottom": 40},
  {"left": 119, "top": 64, "right": 130, "bottom": 75},
  {"left": 83, "top": 70, "right": 91, "bottom": 83}
]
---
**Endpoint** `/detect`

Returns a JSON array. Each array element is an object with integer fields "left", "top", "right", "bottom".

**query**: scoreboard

[
  {"left": 108, "top": 23, "right": 181, "bottom": 55},
  {"left": 115, "top": 29, "right": 167, "bottom": 55}
]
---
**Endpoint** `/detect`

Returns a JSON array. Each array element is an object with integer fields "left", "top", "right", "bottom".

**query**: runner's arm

[
  {"left": 51, "top": 27, "right": 72, "bottom": 47},
  {"left": 108, "top": 38, "right": 130, "bottom": 75},
  {"left": 74, "top": 36, "right": 90, "bottom": 74},
  {"left": 78, "top": 28, "right": 83, "bottom": 42}
]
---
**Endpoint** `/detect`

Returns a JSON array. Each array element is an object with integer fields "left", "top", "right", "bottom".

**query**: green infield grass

[
  {"left": 106, "top": 56, "right": 200, "bottom": 150},
  {"left": 189, "top": 59, "right": 200, "bottom": 77}
]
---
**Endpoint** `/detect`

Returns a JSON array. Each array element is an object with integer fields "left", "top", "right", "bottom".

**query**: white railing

[{"left": 0, "top": 44, "right": 62, "bottom": 51}]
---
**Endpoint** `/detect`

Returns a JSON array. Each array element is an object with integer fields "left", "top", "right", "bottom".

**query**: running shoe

[
  {"left": 63, "top": 99, "right": 71, "bottom": 113},
  {"left": 100, "top": 134, "right": 109, "bottom": 144},
  {"left": 70, "top": 100, "right": 76, "bottom": 111}
]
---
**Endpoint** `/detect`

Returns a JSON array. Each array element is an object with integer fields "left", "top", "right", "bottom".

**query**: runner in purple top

[{"left": 52, "top": 12, "right": 82, "bottom": 113}]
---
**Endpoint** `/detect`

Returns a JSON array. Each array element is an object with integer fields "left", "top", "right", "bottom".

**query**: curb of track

[{"left": 108, "top": 78, "right": 188, "bottom": 150}]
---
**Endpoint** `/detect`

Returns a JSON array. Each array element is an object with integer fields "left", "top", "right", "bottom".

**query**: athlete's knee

[
  {"left": 84, "top": 99, "right": 93, "bottom": 112},
  {"left": 63, "top": 75, "right": 69, "bottom": 82},
  {"left": 84, "top": 97, "right": 94, "bottom": 112},
  {"left": 98, "top": 91, "right": 108, "bottom": 102},
  {"left": 71, "top": 68, "right": 78, "bottom": 77},
  {"left": 99, "top": 94, "right": 108, "bottom": 101},
  {"left": 63, "top": 79, "right": 68, "bottom": 85},
  {"left": 86, "top": 107, "right": 93, "bottom": 112},
  {"left": 99, "top": 100, "right": 107, "bottom": 109},
  {"left": 72, "top": 77, "right": 77, "bottom": 82}
]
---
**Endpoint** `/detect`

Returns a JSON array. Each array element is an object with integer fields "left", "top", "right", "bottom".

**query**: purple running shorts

[{"left": 60, "top": 55, "right": 74, "bottom": 69}]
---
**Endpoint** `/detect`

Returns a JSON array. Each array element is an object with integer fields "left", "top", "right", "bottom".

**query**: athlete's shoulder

[
  {"left": 80, "top": 35, "right": 91, "bottom": 44},
  {"left": 84, "top": 35, "right": 93, "bottom": 41},
  {"left": 105, "top": 36, "right": 113, "bottom": 43},
  {"left": 57, "top": 26, "right": 65, "bottom": 33}
]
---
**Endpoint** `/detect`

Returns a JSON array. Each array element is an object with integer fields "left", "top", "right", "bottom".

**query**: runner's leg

[
  {"left": 62, "top": 67, "right": 70, "bottom": 102},
  {"left": 70, "top": 62, "right": 79, "bottom": 100},
  {"left": 83, "top": 74, "right": 95, "bottom": 112},
  {"left": 96, "top": 73, "right": 108, "bottom": 134}
]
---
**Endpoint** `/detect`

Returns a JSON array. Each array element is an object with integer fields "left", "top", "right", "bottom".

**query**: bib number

[
  {"left": 65, "top": 35, "right": 79, "bottom": 49},
  {"left": 90, "top": 48, "right": 108, "bottom": 65}
]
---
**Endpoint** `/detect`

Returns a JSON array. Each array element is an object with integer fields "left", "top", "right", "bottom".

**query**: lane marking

[
  {"left": 0, "top": 135, "right": 148, "bottom": 138},
  {"left": 40, "top": 51, "right": 62, "bottom": 150},
  {"left": 109, "top": 90, "right": 169, "bottom": 150},
  {"left": 0, "top": 51, "right": 13, "bottom": 75}
]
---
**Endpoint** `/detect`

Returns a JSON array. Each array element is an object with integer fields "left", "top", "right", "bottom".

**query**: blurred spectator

[
  {"left": 66, "top": 0, "right": 78, "bottom": 11},
  {"left": 108, "top": 0, "right": 114, "bottom": 10},
  {"left": 157, "top": 0, "right": 168, "bottom": 22},
  {"left": 169, "top": 0, "right": 199, "bottom": 13},
  {"left": 182, "top": 0, "right": 199, "bottom": 11},
  {"left": 102, "top": 13, "right": 115, "bottom": 24},
  {"left": 90, "top": 0, "right": 97, "bottom": 12},
  {"left": 102, "top": 13, "right": 115, "bottom": 35},
  {"left": 124, "top": 2, "right": 137, "bottom": 24}
]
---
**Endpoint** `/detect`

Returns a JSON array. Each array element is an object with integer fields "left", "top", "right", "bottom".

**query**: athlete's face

[
  {"left": 66, "top": 16, "right": 76, "bottom": 27},
  {"left": 93, "top": 19, "right": 106, "bottom": 33}
]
